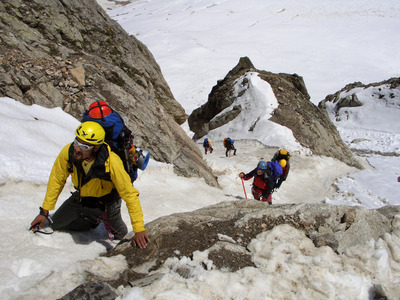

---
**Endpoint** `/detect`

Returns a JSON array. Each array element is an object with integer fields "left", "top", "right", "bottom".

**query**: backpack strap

[{"left": 67, "top": 143, "right": 111, "bottom": 189}]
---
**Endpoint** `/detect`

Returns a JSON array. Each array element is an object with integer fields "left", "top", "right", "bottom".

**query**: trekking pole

[{"left": 241, "top": 178, "right": 247, "bottom": 199}]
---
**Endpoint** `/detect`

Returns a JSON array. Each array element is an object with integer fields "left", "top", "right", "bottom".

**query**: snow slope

[{"left": 1, "top": 0, "right": 400, "bottom": 298}]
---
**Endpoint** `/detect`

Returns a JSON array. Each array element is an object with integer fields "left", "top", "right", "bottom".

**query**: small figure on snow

[
  {"left": 271, "top": 149, "right": 291, "bottom": 189},
  {"left": 203, "top": 138, "right": 213, "bottom": 154},
  {"left": 224, "top": 137, "right": 237, "bottom": 157}
]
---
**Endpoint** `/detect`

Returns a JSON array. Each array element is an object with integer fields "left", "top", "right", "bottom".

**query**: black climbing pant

[{"left": 51, "top": 191, "right": 128, "bottom": 239}]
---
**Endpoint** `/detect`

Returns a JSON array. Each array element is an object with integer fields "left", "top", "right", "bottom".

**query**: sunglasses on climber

[{"left": 74, "top": 138, "right": 94, "bottom": 151}]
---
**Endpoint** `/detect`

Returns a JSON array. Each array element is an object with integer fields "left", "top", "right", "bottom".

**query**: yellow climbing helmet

[
  {"left": 280, "top": 150, "right": 289, "bottom": 156},
  {"left": 279, "top": 159, "right": 287, "bottom": 168},
  {"left": 278, "top": 149, "right": 290, "bottom": 160},
  {"left": 75, "top": 121, "right": 105, "bottom": 145}
]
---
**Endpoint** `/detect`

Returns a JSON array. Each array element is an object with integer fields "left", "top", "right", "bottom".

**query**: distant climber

[
  {"left": 271, "top": 149, "right": 291, "bottom": 188},
  {"left": 224, "top": 137, "right": 236, "bottom": 157},
  {"left": 203, "top": 138, "right": 213, "bottom": 155}
]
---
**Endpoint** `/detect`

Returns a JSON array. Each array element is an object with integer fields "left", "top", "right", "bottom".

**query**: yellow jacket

[{"left": 42, "top": 143, "right": 145, "bottom": 233}]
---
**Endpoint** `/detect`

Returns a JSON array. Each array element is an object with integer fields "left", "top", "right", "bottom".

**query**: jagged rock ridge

[{"left": 188, "top": 57, "right": 363, "bottom": 169}]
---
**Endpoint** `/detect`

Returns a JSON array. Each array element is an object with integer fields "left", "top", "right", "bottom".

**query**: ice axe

[{"left": 241, "top": 178, "right": 247, "bottom": 199}]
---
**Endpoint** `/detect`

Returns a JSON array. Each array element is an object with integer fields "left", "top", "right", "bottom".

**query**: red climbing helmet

[{"left": 87, "top": 101, "right": 112, "bottom": 119}]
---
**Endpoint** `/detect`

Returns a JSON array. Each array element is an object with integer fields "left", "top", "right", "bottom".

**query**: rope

[{"left": 102, "top": 211, "right": 124, "bottom": 244}]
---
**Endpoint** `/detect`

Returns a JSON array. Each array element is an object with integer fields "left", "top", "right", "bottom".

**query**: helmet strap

[{"left": 96, "top": 100, "right": 104, "bottom": 120}]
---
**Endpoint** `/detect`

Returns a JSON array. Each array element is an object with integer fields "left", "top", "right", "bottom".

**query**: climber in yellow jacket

[{"left": 30, "top": 121, "right": 149, "bottom": 248}]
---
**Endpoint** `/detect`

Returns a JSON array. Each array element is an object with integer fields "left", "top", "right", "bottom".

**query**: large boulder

[
  {"left": 105, "top": 201, "right": 392, "bottom": 281},
  {"left": 0, "top": 0, "right": 218, "bottom": 186},
  {"left": 188, "top": 57, "right": 363, "bottom": 169},
  {"left": 59, "top": 282, "right": 117, "bottom": 300},
  {"left": 62, "top": 201, "right": 398, "bottom": 299}
]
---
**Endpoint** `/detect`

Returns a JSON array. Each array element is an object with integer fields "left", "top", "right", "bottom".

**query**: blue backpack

[
  {"left": 268, "top": 161, "right": 283, "bottom": 183},
  {"left": 82, "top": 109, "right": 128, "bottom": 150},
  {"left": 82, "top": 101, "right": 150, "bottom": 182}
]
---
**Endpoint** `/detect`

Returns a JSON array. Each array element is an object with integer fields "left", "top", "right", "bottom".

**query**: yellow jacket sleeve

[
  {"left": 108, "top": 151, "right": 145, "bottom": 233},
  {"left": 42, "top": 144, "right": 72, "bottom": 211}
]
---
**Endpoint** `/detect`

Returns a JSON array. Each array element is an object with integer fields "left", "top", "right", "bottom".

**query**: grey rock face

[
  {"left": 102, "top": 201, "right": 391, "bottom": 288},
  {"left": 58, "top": 281, "right": 117, "bottom": 300},
  {"left": 0, "top": 0, "right": 218, "bottom": 186},
  {"left": 56, "top": 201, "right": 398, "bottom": 299},
  {"left": 188, "top": 56, "right": 362, "bottom": 169}
]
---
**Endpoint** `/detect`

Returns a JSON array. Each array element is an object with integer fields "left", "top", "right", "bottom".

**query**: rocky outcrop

[
  {"left": 318, "top": 77, "right": 400, "bottom": 114},
  {"left": 0, "top": 0, "right": 219, "bottom": 186},
  {"left": 318, "top": 77, "right": 400, "bottom": 157},
  {"left": 62, "top": 201, "right": 398, "bottom": 298},
  {"left": 188, "top": 57, "right": 362, "bottom": 169},
  {"left": 106, "top": 201, "right": 392, "bottom": 281},
  {"left": 188, "top": 57, "right": 254, "bottom": 138},
  {"left": 59, "top": 282, "right": 117, "bottom": 300}
]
